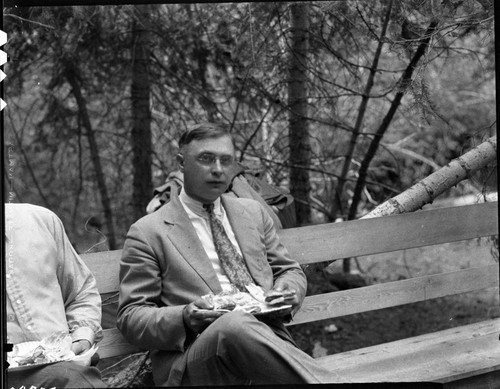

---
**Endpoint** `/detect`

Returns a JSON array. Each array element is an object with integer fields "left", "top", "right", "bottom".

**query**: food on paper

[
  {"left": 203, "top": 294, "right": 238, "bottom": 311},
  {"left": 8, "top": 332, "right": 73, "bottom": 368},
  {"left": 201, "top": 284, "right": 292, "bottom": 316},
  {"left": 7, "top": 331, "right": 98, "bottom": 369}
]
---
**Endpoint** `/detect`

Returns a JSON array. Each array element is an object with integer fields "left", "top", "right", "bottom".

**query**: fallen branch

[{"left": 362, "top": 136, "right": 497, "bottom": 219}]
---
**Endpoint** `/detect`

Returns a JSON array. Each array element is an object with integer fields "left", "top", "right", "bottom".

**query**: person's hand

[
  {"left": 183, "top": 297, "right": 226, "bottom": 334},
  {"left": 71, "top": 339, "right": 92, "bottom": 356},
  {"left": 267, "top": 281, "right": 300, "bottom": 310}
]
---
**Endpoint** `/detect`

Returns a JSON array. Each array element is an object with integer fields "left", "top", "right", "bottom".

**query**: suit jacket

[{"left": 117, "top": 193, "right": 307, "bottom": 386}]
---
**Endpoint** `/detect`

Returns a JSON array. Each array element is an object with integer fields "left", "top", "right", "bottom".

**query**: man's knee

[
  {"left": 213, "top": 311, "right": 263, "bottom": 338},
  {"left": 208, "top": 311, "right": 275, "bottom": 355}
]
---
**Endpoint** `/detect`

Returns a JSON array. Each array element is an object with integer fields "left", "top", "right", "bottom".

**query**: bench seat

[{"left": 317, "top": 318, "right": 500, "bottom": 386}]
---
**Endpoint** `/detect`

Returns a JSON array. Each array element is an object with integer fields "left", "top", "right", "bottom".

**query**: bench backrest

[{"left": 82, "top": 202, "right": 499, "bottom": 358}]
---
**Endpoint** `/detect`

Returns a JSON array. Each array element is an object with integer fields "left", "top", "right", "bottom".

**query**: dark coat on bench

[{"left": 116, "top": 193, "right": 307, "bottom": 385}]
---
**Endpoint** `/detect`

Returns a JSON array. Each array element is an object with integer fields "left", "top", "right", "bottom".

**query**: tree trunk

[
  {"left": 63, "top": 58, "right": 117, "bottom": 250},
  {"left": 347, "top": 19, "right": 439, "bottom": 222},
  {"left": 131, "top": 6, "right": 153, "bottom": 222},
  {"left": 363, "top": 136, "right": 497, "bottom": 219},
  {"left": 333, "top": 0, "right": 394, "bottom": 221},
  {"left": 185, "top": 4, "right": 219, "bottom": 122},
  {"left": 288, "top": 3, "right": 312, "bottom": 226}
]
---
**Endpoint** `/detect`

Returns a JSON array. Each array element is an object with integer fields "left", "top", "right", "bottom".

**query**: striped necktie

[{"left": 203, "top": 203, "right": 254, "bottom": 291}]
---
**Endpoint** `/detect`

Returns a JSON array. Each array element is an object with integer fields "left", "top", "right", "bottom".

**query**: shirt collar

[{"left": 179, "top": 189, "right": 223, "bottom": 218}]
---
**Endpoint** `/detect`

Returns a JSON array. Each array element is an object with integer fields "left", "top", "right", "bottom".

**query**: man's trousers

[{"left": 171, "top": 310, "right": 349, "bottom": 385}]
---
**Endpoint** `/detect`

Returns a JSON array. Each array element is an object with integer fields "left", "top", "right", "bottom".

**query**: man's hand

[
  {"left": 183, "top": 297, "right": 226, "bottom": 334},
  {"left": 71, "top": 339, "right": 92, "bottom": 356},
  {"left": 268, "top": 281, "right": 300, "bottom": 310}
]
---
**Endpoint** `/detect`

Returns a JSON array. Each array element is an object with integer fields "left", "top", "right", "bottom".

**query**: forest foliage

[{"left": 3, "top": 0, "right": 496, "bottom": 252}]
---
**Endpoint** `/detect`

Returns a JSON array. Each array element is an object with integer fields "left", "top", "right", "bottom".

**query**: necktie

[{"left": 204, "top": 203, "right": 254, "bottom": 291}]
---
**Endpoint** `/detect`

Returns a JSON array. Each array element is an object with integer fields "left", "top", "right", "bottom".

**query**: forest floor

[{"left": 288, "top": 237, "right": 500, "bottom": 357}]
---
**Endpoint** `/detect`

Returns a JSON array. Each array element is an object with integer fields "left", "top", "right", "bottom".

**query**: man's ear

[{"left": 176, "top": 154, "right": 184, "bottom": 171}]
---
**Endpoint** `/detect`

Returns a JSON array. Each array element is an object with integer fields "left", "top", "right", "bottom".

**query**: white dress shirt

[{"left": 178, "top": 189, "right": 245, "bottom": 292}]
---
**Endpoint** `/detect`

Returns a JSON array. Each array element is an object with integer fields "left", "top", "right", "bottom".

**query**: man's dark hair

[{"left": 178, "top": 122, "right": 233, "bottom": 149}]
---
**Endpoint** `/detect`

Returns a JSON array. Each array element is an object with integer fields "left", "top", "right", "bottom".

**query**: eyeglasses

[{"left": 196, "top": 153, "right": 234, "bottom": 167}]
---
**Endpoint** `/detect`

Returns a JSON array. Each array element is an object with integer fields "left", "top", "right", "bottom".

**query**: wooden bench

[{"left": 82, "top": 201, "right": 500, "bottom": 387}]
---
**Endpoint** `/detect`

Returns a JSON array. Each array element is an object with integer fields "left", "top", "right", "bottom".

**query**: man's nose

[{"left": 211, "top": 159, "right": 223, "bottom": 174}]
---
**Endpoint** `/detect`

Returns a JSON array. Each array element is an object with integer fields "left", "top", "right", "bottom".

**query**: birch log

[{"left": 362, "top": 136, "right": 497, "bottom": 219}]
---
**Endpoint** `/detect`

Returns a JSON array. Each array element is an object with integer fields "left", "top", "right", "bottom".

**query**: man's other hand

[
  {"left": 183, "top": 297, "right": 225, "bottom": 334},
  {"left": 270, "top": 282, "right": 300, "bottom": 310}
]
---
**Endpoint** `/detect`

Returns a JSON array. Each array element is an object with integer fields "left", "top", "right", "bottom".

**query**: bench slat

[
  {"left": 96, "top": 265, "right": 498, "bottom": 359},
  {"left": 291, "top": 264, "right": 499, "bottom": 325},
  {"left": 279, "top": 202, "right": 498, "bottom": 265},
  {"left": 82, "top": 203, "right": 498, "bottom": 294},
  {"left": 317, "top": 318, "right": 500, "bottom": 384}
]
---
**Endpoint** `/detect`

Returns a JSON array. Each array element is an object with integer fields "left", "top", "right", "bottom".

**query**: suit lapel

[{"left": 161, "top": 194, "right": 222, "bottom": 294}]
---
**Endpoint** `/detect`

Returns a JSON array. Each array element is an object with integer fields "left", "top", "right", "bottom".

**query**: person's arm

[
  {"left": 258, "top": 203, "right": 307, "bottom": 315},
  {"left": 117, "top": 223, "right": 195, "bottom": 351},
  {"left": 50, "top": 213, "right": 102, "bottom": 354}
]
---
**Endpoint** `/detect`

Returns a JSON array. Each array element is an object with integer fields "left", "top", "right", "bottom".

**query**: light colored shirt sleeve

[{"left": 50, "top": 211, "right": 103, "bottom": 344}]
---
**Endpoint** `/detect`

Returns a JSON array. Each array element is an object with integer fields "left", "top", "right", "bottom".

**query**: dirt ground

[{"left": 288, "top": 237, "right": 500, "bottom": 357}]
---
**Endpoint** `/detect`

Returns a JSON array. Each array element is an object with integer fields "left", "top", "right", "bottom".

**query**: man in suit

[{"left": 117, "top": 122, "right": 347, "bottom": 385}]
